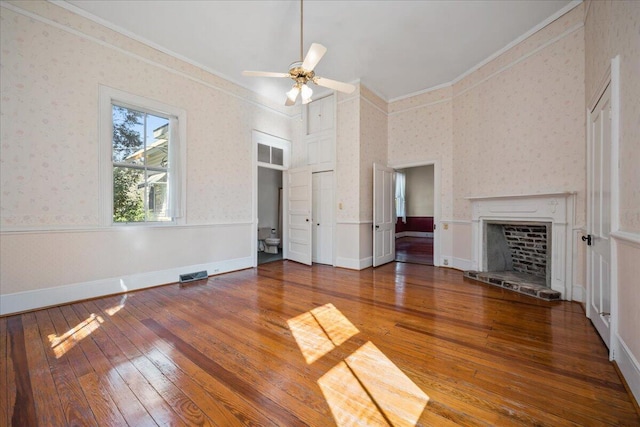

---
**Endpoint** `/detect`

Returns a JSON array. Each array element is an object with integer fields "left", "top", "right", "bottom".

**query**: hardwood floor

[
  {"left": 2, "top": 261, "right": 639, "bottom": 426},
  {"left": 395, "top": 237, "right": 434, "bottom": 265}
]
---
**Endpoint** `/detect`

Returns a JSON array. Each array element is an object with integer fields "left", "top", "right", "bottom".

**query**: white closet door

[
  {"left": 287, "top": 167, "right": 312, "bottom": 266},
  {"left": 312, "top": 171, "right": 334, "bottom": 265}
]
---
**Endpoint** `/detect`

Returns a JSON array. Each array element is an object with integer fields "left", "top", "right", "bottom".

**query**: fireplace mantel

[
  {"left": 469, "top": 193, "right": 576, "bottom": 300},
  {"left": 465, "top": 191, "right": 576, "bottom": 201}
]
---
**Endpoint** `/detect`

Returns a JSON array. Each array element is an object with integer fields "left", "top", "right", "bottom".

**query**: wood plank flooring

[
  {"left": 2, "top": 261, "right": 639, "bottom": 426},
  {"left": 395, "top": 237, "right": 434, "bottom": 265}
]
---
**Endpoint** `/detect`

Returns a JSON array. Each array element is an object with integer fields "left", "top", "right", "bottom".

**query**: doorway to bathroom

[
  {"left": 258, "top": 166, "right": 283, "bottom": 264},
  {"left": 252, "top": 131, "right": 290, "bottom": 266}
]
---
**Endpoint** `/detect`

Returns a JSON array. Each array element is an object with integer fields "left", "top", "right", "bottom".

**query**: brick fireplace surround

[{"left": 466, "top": 193, "right": 576, "bottom": 300}]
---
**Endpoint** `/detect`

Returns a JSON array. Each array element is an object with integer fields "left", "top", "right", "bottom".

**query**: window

[
  {"left": 254, "top": 131, "right": 290, "bottom": 170},
  {"left": 101, "top": 87, "right": 185, "bottom": 225},
  {"left": 395, "top": 171, "right": 406, "bottom": 223}
]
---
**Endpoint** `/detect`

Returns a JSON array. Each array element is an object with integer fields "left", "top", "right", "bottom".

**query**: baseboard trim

[
  {"left": 452, "top": 257, "right": 472, "bottom": 271},
  {"left": 335, "top": 256, "right": 373, "bottom": 270},
  {"left": 0, "top": 256, "right": 253, "bottom": 316},
  {"left": 616, "top": 333, "right": 640, "bottom": 407},
  {"left": 572, "top": 283, "right": 585, "bottom": 303},
  {"left": 395, "top": 231, "right": 434, "bottom": 238}
]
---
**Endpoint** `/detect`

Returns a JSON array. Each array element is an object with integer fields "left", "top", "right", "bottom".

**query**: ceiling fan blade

[
  {"left": 301, "top": 43, "right": 327, "bottom": 72},
  {"left": 242, "top": 71, "right": 290, "bottom": 78},
  {"left": 313, "top": 77, "right": 356, "bottom": 94}
]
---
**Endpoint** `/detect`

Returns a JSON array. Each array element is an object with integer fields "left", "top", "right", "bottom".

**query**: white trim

[
  {"left": 388, "top": 1, "right": 582, "bottom": 106},
  {"left": 389, "top": 160, "right": 442, "bottom": 267},
  {"left": 388, "top": 97, "right": 452, "bottom": 116},
  {"left": 99, "top": 85, "right": 187, "bottom": 226},
  {"left": 572, "top": 227, "right": 586, "bottom": 303},
  {"left": 0, "top": 221, "right": 253, "bottom": 235},
  {"left": 452, "top": 257, "right": 473, "bottom": 271},
  {"left": 336, "top": 220, "right": 373, "bottom": 225},
  {"left": 253, "top": 131, "right": 291, "bottom": 267},
  {"left": 611, "top": 231, "right": 640, "bottom": 248},
  {"left": 2, "top": 1, "right": 294, "bottom": 119},
  {"left": 360, "top": 94, "right": 388, "bottom": 116},
  {"left": 396, "top": 231, "right": 433, "bottom": 238},
  {"left": 335, "top": 256, "right": 372, "bottom": 271},
  {"left": 0, "top": 256, "right": 254, "bottom": 316},
  {"left": 616, "top": 333, "right": 640, "bottom": 405},
  {"left": 466, "top": 191, "right": 576, "bottom": 201},
  {"left": 450, "top": 1, "right": 583, "bottom": 88},
  {"left": 388, "top": 81, "right": 453, "bottom": 104},
  {"left": 443, "top": 219, "right": 473, "bottom": 225},
  {"left": 389, "top": 18, "right": 584, "bottom": 114}
]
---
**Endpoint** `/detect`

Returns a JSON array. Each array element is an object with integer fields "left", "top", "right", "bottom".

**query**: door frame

[
  {"left": 389, "top": 160, "right": 441, "bottom": 267},
  {"left": 585, "top": 55, "right": 620, "bottom": 359},
  {"left": 252, "top": 130, "right": 291, "bottom": 267}
]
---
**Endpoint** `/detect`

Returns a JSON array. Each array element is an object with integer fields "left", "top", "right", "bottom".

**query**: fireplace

[{"left": 466, "top": 193, "right": 575, "bottom": 300}]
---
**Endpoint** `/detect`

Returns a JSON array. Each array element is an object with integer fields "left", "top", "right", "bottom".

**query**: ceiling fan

[{"left": 242, "top": 0, "right": 355, "bottom": 106}]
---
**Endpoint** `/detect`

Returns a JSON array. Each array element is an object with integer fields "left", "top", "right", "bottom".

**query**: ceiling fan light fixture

[
  {"left": 286, "top": 85, "right": 301, "bottom": 102},
  {"left": 301, "top": 84, "right": 313, "bottom": 104}
]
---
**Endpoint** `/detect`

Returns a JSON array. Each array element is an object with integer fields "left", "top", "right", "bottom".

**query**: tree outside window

[{"left": 112, "top": 104, "right": 171, "bottom": 223}]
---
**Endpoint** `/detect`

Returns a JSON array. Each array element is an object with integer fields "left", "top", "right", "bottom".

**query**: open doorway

[
  {"left": 394, "top": 165, "right": 435, "bottom": 266},
  {"left": 257, "top": 166, "right": 283, "bottom": 265},
  {"left": 252, "top": 130, "right": 290, "bottom": 267}
]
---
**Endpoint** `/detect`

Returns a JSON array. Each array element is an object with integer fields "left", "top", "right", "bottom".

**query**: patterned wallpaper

[
  {"left": 359, "top": 88, "right": 388, "bottom": 222},
  {"left": 388, "top": 89, "right": 454, "bottom": 219},
  {"left": 335, "top": 93, "right": 360, "bottom": 222},
  {"left": 388, "top": 5, "right": 586, "bottom": 225},
  {"left": 452, "top": 26, "right": 586, "bottom": 223},
  {"left": 0, "top": 4, "right": 291, "bottom": 229},
  {"left": 585, "top": 0, "right": 640, "bottom": 232}
]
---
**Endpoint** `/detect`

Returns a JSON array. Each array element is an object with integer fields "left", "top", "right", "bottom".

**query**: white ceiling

[{"left": 62, "top": 0, "right": 576, "bottom": 104}]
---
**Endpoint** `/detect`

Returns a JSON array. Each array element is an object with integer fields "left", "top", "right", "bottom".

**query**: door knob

[
  {"left": 375, "top": 225, "right": 380, "bottom": 229},
  {"left": 581, "top": 234, "right": 592, "bottom": 246}
]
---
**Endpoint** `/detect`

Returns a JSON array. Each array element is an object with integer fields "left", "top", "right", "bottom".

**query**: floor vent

[{"left": 179, "top": 270, "right": 208, "bottom": 285}]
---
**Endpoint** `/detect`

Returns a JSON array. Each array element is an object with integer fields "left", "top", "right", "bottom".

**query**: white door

[
  {"left": 373, "top": 163, "right": 395, "bottom": 267},
  {"left": 312, "top": 172, "right": 334, "bottom": 265},
  {"left": 287, "top": 167, "right": 312, "bottom": 265},
  {"left": 587, "top": 83, "right": 612, "bottom": 348}
]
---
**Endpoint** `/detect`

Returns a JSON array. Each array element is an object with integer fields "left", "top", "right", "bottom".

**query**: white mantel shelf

[{"left": 465, "top": 192, "right": 577, "bottom": 201}]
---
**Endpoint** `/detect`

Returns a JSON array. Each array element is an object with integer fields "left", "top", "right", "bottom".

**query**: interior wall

[
  {"left": 257, "top": 167, "right": 282, "bottom": 234},
  {"left": 0, "top": 1, "right": 293, "bottom": 313},
  {"left": 584, "top": 0, "right": 640, "bottom": 402},
  {"left": 451, "top": 4, "right": 586, "bottom": 224},
  {"left": 405, "top": 165, "right": 435, "bottom": 217}
]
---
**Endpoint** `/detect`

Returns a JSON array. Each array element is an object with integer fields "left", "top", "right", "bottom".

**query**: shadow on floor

[{"left": 258, "top": 249, "right": 283, "bottom": 265}]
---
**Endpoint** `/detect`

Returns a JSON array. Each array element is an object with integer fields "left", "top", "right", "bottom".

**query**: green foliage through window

[{"left": 112, "top": 104, "right": 171, "bottom": 223}]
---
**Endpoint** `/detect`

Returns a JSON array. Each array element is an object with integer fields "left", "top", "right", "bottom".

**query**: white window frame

[{"left": 99, "top": 86, "right": 187, "bottom": 226}]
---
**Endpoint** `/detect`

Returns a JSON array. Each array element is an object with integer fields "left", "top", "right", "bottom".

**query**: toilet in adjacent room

[{"left": 258, "top": 227, "right": 280, "bottom": 254}]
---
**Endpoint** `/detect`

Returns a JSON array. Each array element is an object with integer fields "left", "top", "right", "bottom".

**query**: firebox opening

[{"left": 483, "top": 221, "right": 552, "bottom": 288}]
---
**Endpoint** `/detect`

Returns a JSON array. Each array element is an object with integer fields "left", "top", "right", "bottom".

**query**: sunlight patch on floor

[
  {"left": 286, "top": 303, "right": 359, "bottom": 364},
  {"left": 288, "top": 304, "right": 429, "bottom": 426},
  {"left": 318, "top": 361, "right": 389, "bottom": 426},
  {"left": 48, "top": 313, "right": 104, "bottom": 358}
]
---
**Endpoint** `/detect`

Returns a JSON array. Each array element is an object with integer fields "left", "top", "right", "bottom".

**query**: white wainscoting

[
  {"left": 0, "top": 223, "right": 254, "bottom": 315},
  {"left": 335, "top": 221, "right": 373, "bottom": 270}
]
